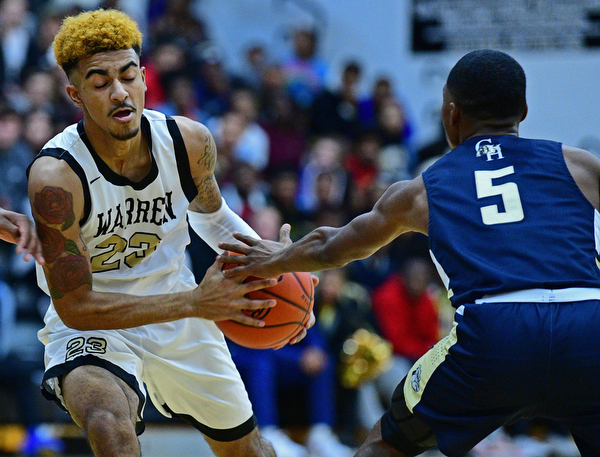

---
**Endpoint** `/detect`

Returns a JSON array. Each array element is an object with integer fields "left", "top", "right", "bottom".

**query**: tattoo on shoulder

[
  {"left": 199, "top": 125, "right": 217, "bottom": 171},
  {"left": 34, "top": 186, "right": 76, "bottom": 230}
]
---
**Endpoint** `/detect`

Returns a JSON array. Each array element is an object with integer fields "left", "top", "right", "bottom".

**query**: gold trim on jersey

[{"left": 404, "top": 320, "right": 459, "bottom": 413}]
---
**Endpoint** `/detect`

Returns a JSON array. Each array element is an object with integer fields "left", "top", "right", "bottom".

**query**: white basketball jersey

[{"left": 33, "top": 109, "right": 199, "bottom": 308}]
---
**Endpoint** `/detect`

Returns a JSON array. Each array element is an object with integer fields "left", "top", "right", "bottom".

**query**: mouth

[{"left": 110, "top": 106, "right": 136, "bottom": 121}]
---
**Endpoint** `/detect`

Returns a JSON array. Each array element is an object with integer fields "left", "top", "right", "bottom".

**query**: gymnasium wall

[{"left": 194, "top": 0, "right": 600, "bottom": 152}]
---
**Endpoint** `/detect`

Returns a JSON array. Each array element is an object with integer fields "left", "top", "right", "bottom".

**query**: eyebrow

[{"left": 85, "top": 61, "right": 138, "bottom": 80}]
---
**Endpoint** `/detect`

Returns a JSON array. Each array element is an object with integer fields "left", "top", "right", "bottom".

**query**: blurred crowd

[{"left": 0, "top": 0, "right": 581, "bottom": 456}]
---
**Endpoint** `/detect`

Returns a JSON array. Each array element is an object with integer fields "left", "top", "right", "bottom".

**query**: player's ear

[
  {"left": 66, "top": 85, "right": 84, "bottom": 108},
  {"left": 520, "top": 104, "right": 528, "bottom": 122},
  {"left": 141, "top": 66, "right": 147, "bottom": 92},
  {"left": 448, "top": 101, "right": 459, "bottom": 125}
]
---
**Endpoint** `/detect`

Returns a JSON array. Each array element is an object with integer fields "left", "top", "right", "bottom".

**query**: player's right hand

[
  {"left": 192, "top": 260, "right": 278, "bottom": 326},
  {"left": 0, "top": 209, "right": 44, "bottom": 264}
]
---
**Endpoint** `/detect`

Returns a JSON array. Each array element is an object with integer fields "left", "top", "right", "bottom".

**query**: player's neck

[
  {"left": 462, "top": 122, "right": 520, "bottom": 143},
  {"left": 82, "top": 118, "right": 151, "bottom": 181}
]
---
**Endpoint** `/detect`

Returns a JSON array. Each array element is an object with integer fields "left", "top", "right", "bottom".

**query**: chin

[{"left": 110, "top": 127, "right": 140, "bottom": 141}]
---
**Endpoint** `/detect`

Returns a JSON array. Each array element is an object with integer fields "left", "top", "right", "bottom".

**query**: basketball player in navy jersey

[
  {"left": 27, "top": 9, "right": 313, "bottom": 457},
  {"left": 0, "top": 207, "right": 43, "bottom": 263},
  {"left": 220, "top": 49, "right": 600, "bottom": 456}
]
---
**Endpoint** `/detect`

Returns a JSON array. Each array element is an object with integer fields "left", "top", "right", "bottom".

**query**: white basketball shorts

[{"left": 40, "top": 317, "right": 256, "bottom": 441}]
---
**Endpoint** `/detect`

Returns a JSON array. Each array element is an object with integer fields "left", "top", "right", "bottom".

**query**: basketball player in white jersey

[
  {"left": 27, "top": 9, "right": 312, "bottom": 457},
  {"left": 0, "top": 207, "right": 43, "bottom": 263}
]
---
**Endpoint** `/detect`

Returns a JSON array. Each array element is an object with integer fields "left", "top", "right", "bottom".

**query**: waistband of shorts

[{"left": 474, "top": 287, "right": 600, "bottom": 304}]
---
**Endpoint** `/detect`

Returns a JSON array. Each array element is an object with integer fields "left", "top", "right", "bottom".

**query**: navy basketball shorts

[{"left": 381, "top": 300, "right": 600, "bottom": 457}]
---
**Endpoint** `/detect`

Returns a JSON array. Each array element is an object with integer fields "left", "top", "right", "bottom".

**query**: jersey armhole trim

[
  {"left": 28, "top": 148, "right": 92, "bottom": 225},
  {"left": 166, "top": 116, "right": 199, "bottom": 202}
]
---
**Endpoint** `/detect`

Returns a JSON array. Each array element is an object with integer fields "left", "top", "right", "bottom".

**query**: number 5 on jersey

[{"left": 474, "top": 166, "right": 524, "bottom": 225}]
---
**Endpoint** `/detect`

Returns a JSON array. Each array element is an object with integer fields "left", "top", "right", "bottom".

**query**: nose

[{"left": 110, "top": 80, "right": 128, "bottom": 103}]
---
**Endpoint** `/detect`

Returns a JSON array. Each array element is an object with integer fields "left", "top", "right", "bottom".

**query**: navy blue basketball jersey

[{"left": 422, "top": 136, "right": 600, "bottom": 307}]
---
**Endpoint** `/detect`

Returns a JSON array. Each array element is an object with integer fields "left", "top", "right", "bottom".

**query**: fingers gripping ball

[{"left": 217, "top": 261, "right": 314, "bottom": 349}]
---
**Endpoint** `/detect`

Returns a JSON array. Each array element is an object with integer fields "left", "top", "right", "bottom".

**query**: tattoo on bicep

[
  {"left": 34, "top": 186, "right": 76, "bottom": 230},
  {"left": 198, "top": 127, "right": 217, "bottom": 171}
]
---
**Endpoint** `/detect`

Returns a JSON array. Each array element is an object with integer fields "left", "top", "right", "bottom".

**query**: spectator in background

[
  {"left": 147, "top": 0, "right": 207, "bottom": 51},
  {"left": 0, "top": 106, "right": 34, "bottom": 214},
  {"left": 281, "top": 25, "right": 328, "bottom": 109},
  {"left": 296, "top": 136, "right": 349, "bottom": 214},
  {"left": 358, "top": 77, "right": 409, "bottom": 135},
  {"left": 344, "top": 130, "right": 383, "bottom": 219},
  {"left": 310, "top": 60, "right": 362, "bottom": 140},
  {"left": 193, "top": 42, "right": 246, "bottom": 119},
  {"left": 261, "top": 90, "right": 307, "bottom": 176},
  {"left": 266, "top": 167, "right": 313, "bottom": 241},
  {"left": 155, "top": 73, "right": 206, "bottom": 122},
  {"left": 22, "top": 3, "right": 63, "bottom": 72},
  {"left": 346, "top": 244, "right": 394, "bottom": 292},
  {"left": 0, "top": 0, "right": 38, "bottom": 92},
  {"left": 358, "top": 257, "right": 440, "bottom": 429},
  {"left": 23, "top": 109, "right": 56, "bottom": 153},
  {"left": 238, "top": 43, "right": 269, "bottom": 92},
  {"left": 209, "top": 89, "right": 270, "bottom": 175},
  {"left": 376, "top": 99, "right": 413, "bottom": 180},
  {"left": 9, "top": 69, "right": 55, "bottom": 114},
  {"left": 315, "top": 267, "right": 379, "bottom": 446},
  {"left": 229, "top": 88, "right": 270, "bottom": 172},
  {"left": 220, "top": 161, "right": 269, "bottom": 223},
  {"left": 414, "top": 119, "right": 450, "bottom": 175},
  {"left": 143, "top": 37, "right": 189, "bottom": 108},
  {"left": 212, "top": 110, "right": 245, "bottom": 182}
]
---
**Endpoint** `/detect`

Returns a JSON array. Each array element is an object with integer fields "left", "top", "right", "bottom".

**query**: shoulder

[
  {"left": 171, "top": 116, "right": 215, "bottom": 162},
  {"left": 376, "top": 176, "right": 428, "bottom": 234},
  {"left": 171, "top": 115, "right": 212, "bottom": 144},
  {"left": 562, "top": 144, "right": 600, "bottom": 169},
  {"left": 561, "top": 144, "right": 600, "bottom": 210},
  {"left": 28, "top": 155, "right": 83, "bottom": 193}
]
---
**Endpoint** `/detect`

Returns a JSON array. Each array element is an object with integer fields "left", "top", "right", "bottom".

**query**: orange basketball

[{"left": 216, "top": 263, "right": 314, "bottom": 349}]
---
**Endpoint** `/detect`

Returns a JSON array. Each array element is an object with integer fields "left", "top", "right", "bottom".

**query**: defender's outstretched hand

[
  {"left": 218, "top": 223, "right": 293, "bottom": 279},
  {"left": 0, "top": 208, "right": 44, "bottom": 264}
]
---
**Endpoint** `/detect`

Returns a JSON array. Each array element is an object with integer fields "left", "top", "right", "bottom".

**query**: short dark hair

[{"left": 446, "top": 49, "right": 526, "bottom": 121}]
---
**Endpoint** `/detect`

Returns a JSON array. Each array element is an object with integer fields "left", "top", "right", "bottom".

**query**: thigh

[
  {"left": 62, "top": 365, "right": 140, "bottom": 432},
  {"left": 398, "top": 304, "right": 545, "bottom": 456},
  {"left": 143, "top": 319, "right": 256, "bottom": 440},
  {"left": 42, "top": 328, "right": 146, "bottom": 434}
]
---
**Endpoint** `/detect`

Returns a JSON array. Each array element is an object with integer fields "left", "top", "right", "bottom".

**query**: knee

[{"left": 84, "top": 408, "right": 137, "bottom": 443}]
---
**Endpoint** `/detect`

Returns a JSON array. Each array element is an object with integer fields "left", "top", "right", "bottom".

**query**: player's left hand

[
  {"left": 270, "top": 274, "right": 318, "bottom": 349},
  {"left": 271, "top": 309, "right": 316, "bottom": 350}
]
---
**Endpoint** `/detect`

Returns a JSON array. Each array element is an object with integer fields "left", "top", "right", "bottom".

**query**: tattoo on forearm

[
  {"left": 34, "top": 186, "right": 75, "bottom": 230},
  {"left": 197, "top": 176, "right": 221, "bottom": 212},
  {"left": 48, "top": 254, "right": 92, "bottom": 299}
]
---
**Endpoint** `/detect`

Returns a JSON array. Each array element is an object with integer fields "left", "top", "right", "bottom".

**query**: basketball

[{"left": 216, "top": 261, "right": 314, "bottom": 349}]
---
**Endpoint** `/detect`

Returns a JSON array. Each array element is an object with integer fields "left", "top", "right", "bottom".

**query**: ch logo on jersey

[
  {"left": 476, "top": 138, "right": 504, "bottom": 161},
  {"left": 411, "top": 365, "right": 422, "bottom": 392}
]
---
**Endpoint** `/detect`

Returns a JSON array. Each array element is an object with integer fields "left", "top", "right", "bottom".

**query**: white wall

[{"left": 195, "top": 0, "right": 600, "bottom": 150}]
